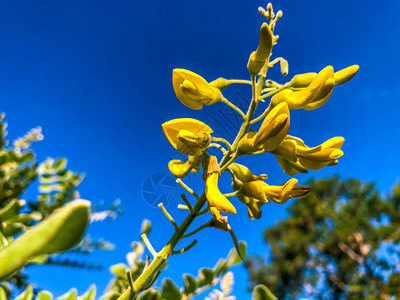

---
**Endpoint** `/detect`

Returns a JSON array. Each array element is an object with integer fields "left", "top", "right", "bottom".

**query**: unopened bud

[{"left": 280, "top": 58, "right": 288, "bottom": 76}]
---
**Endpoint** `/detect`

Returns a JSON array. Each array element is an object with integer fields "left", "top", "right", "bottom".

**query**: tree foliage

[{"left": 247, "top": 177, "right": 400, "bottom": 299}]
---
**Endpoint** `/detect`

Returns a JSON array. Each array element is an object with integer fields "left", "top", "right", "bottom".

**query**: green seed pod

[{"left": 0, "top": 200, "right": 90, "bottom": 281}]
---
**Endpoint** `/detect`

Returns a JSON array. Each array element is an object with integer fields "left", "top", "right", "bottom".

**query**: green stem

[
  {"left": 176, "top": 179, "right": 199, "bottom": 200},
  {"left": 118, "top": 194, "right": 209, "bottom": 298},
  {"left": 172, "top": 239, "right": 198, "bottom": 255},
  {"left": 226, "top": 79, "right": 252, "bottom": 85},
  {"left": 258, "top": 83, "right": 288, "bottom": 101},
  {"left": 211, "top": 137, "right": 233, "bottom": 152},
  {"left": 158, "top": 203, "right": 178, "bottom": 230},
  {"left": 180, "top": 194, "right": 193, "bottom": 213},
  {"left": 208, "top": 143, "right": 227, "bottom": 154},
  {"left": 250, "top": 104, "right": 272, "bottom": 125},
  {"left": 183, "top": 221, "right": 212, "bottom": 238},
  {"left": 220, "top": 97, "right": 246, "bottom": 119},
  {"left": 224, "top": 191, "right": 239, "bottom": 198}
]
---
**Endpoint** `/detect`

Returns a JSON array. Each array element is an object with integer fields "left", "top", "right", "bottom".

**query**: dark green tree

[{"left": 247, "top": 177, "right": 400, "bottom": 299}]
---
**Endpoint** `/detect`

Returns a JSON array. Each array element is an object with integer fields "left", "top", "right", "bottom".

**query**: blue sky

[{"left": 1, "top": 0, "right": 400, "bottom": 299}]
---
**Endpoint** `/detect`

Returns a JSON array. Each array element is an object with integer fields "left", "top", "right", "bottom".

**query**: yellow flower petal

[
  {"left": 205, "top": 172, "right": 237, "bottom": 216},
  {"left": 229, "top": 163, "right": 268, "bottom": 185},
  {"left": 247, "top": 23, "right": 273, "bottom": 75},
  {"left": 254, "top": 102, "right": 290, "bottom": 151},
  {"left": 172, "top": 69, "right": 222, "bottom": 110},
  {"left": 334, "top": 65, "right": 359, "bottom": 86},
  {"left": 168, "top": 156, "right": 201, "bottom": 178},
  {"left": 271, "top": 66, "right": 334, "bottom": 110},
  {"left": 162, "top": 118, "right": 213, "bottom": 156}
]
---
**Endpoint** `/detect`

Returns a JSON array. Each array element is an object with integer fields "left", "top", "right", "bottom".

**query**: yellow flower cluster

[{"left": 161, "top": 10, "right": 357, "bottom": 223}]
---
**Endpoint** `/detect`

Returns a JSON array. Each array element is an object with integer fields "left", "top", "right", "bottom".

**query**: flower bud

[
  {"left": 172, "top": 69, "right": 223, "bottom": 110},
  {"left": 247, "top": 23, "right": 273, "bottom": 75},
  {"left": 162, "top": 118, "right": 212, "bottom": 156}
]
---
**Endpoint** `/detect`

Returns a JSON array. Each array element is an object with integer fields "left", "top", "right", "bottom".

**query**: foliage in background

[
  {"left": 0, "top": 114, "right": 115, "bottom": 297},
  {"left": 247, "top": 177, "right": 400, "bottom": 299}
]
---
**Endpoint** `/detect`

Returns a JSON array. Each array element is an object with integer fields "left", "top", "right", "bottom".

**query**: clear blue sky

[{"left": 1, "top": 0, "right": 399, "bottom": 299}]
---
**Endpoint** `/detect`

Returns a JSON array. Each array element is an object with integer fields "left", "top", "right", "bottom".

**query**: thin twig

[
  {"left": 141, "top": 234, "right": 158, "bottom": 257},
  {"left": 176, "top": 179, "right": 200, "bottom": 200},
  {"left": 224, "top": 191, "right": 239, "bottom": 198},
  {"left": 212, "top": 137, "right": 233, "bottom": 152},
  {"left": 172, "top": 239, "right": 198, "bottom": 255},
  {"left": 220, "top": 97, "right": 246, "bottom": 119},
  {"left": 250, "top": 104, "right": 273, "bottom": 124},
  {"left": 126, "top": 269, "right": 135, "bottom": 292},
  {"left": 227, "top": 79, "right": 252, "bottom": 85},
  {"left": 258, "top": 83, "right": 289, "bottom": 101},
  {"left": 181, "top": 194, "right": 193, "bottom": 213},
  {"left": 197, "top": 203, "right": 210, "bottom": 216},
  {"left": 208, "top": 143, "right": 227, "bottom": 154},
  {"left": 158, "top": 203, "right": 178, "bottom": 230},
  {"left": 183, "top": 221, "right": 212, "bottom": 238}
]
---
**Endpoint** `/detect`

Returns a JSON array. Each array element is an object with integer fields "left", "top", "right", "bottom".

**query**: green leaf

[
  {"left": 56, "top": 288, "right": 77, "bottom": 300},
  {"left": 160, "top": 279, "right": 181, "bottom": 300},
  {"left": 54, "top": 159, "right": 68, "bottom": 172},
  {"left": 37, "top": 291, "right": 53, "bottom": 300},
  {"left": 213, "top": 258, "right": 228, "bottom": 276},
  {"left": 226, "top": 241, "right": 247, "bottom": 266},
  {"left": 0, "top": 200, "right": 90, "bottom": 281},
  {"left": 251, "top": 284, "right": 277, "bottom": 300},
  {"left": 136, "top": 289, "right": 161, "bottom": 300},
  {"left": 110, "top": 263, "right": 128, "bottom": 278},
  {"left": 14, "top": 286, "right": 33, "bottom": 300},
  {"left": 197, "top": 268, "right": 214, "bottom": 287},
  {"left": 0, "top": 199, "right": 24, "bottom": 221},
  {"left": 183, "top": 274, "right": 197, "bottom": 294},
  {"left": 3, "top": 223, "right": 24, "bottom": 237},
  {"left": 80, "top": 285, "right": 96, "bottom": 300}
]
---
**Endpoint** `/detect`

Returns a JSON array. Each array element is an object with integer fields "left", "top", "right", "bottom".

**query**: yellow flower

[
  {"left": 203, "top": 156, "right": 236, "bottom": 222},
  {"left": 205, "top": 172, "right": 237, "bottom": 221},
  {"left": 229, "top": 163, "right": 309, "bottom": 219},
  {"left": 172, "top": 69, "right": 223, "bottom": 110},
  {"left": 295, "top": 136, "right": 344, "bottom": 171},
  {"left": 240, "top": 178, "right": 310, "bottom": 205},
  {"left": 272, "top": 65, "right": 359, "bottom": 111},
  {"left": 247, "top": 23, "right": 273, "bottom": 75},
  {"left": 168, "top": 156, "right": 201, "bottom": 178},
  {"left": 237, "top": 102, "right": 290, "bottom": 154},
  {"left": 273, "top": 135, "right": 345, "bottom": 175},
  {"left": 229, "top": 163, "right": 268, "bottom": 185},
  {"left": 271, "top": 66, "right": 335, "bottom": 110},
  {"left": 162, "top": 118, "right": 213, "bottom": 156}
]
